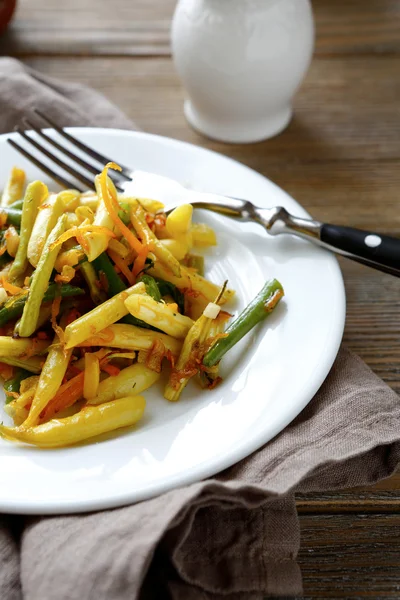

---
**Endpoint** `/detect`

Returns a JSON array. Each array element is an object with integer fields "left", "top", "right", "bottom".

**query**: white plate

[{"left": 0, "top": 128, "right": 345, "bottom": 514}]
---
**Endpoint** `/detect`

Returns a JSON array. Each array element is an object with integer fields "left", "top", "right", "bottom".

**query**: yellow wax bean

[
  {"left": 55, "top": 247, "right": 84, "bottom": 272},
  {"left": 0, "top": 355, "right": 44, "bottom": 374},
  {"left": 64, "top": 282, "right": 146, "bottom": 349},
  {"left": 159, "top": 238, "right": 188, "bottom": 261},
  {"left": 108, "top": 238, "right": 130, "bottom": 259},
  {"left": 80, "top": 261, "right": 107, "bottom": 305},
  {"left": 164, "top": 313, "right": 213, "bottom": 402},
  {"left": 191, "top": 223, "right": 217, "bottom": 247},
  {"left": 78, "top": 192, "right": 99, "bottom": 211},
  {"left": 166, "top": 204, "right": 193, "bottom": 237},
  {"left": 130, "top": 204, "right": 181, "bottom": 276},
  {"left": 1, "top": 167, "right": 25, "bottom": 207},
  {"left": 18, "top": 215, "right": 66, "bottom": 337},
  {"left": 9, "top": 181, "right": 48, "bottom": 283},
  {"left": 0, "top": 396, "right": 146, "bottom": 448},
  {"left": 83, "top": 353, "right": 100, "bottom": 401},
  {"left": 23, "top": 338, "right": 73, "bottom": 428},
  {"left": 121, "top": 195, "right": 164, "bottom": 214},
  {"left": 88, "top": 363, "right": 159, "bottom": 406},
  {"left": 27, "top": 191, "right": 65, "bottom": 268},
  {"left": 0, "top": 336, "right": 49, "bottom": 357},
  {"left": 125, "top": 294, "right": 193, "bottom": 339},
  {"left": 82, "top": 175, "right": 116, "bottom": 261},
  {"left": 5, "top": 226, "right": 20, "bottom": 258},
  {"left": 148, "top": 262, "right": 235, "bottom": 305},
  {"left": 77, "top": 323, "right": 182, "bottom": 356}
]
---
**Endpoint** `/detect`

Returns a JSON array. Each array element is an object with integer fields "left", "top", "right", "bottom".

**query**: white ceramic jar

[{"left": 171, "top": 0, "right": 314, "bottom": 143}]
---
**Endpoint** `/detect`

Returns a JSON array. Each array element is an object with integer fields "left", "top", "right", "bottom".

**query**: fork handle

[
  {"left": 269, "top": 209, "right": 400, "bottom": 277},
  {"left": 319, "top": 224, "right": 400, "bottom": 276}
]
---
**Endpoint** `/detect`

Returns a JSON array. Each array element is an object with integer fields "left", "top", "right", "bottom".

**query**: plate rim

[{"left": 0, "top": 127, "right": 346, "bottom": 514}]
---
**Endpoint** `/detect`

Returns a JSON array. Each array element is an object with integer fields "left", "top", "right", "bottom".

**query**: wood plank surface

[
  {"left": 299, "top": 513, "right": 400, "bottom": 598},
  {"left": 1, "top": 0, "right": 400, "bottom": 596},
  {"left": 2, "top": 0, "right": 400, "bottom": 56},
  {"left": 22, "top": 55, "right": 400, "bottom": 165}
]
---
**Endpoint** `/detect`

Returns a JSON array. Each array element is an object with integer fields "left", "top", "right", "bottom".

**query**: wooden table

[{"left": 1, "top": 0, "right": 400, "bottom": 596}]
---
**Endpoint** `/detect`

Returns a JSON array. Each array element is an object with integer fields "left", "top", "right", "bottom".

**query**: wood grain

[
  {"left": 297, "top": 474, "right": 400, "bottom": 512},
  {"left": 299, "top": 513, "right": 400, "bottom": 598},
  {"left": 2, "top": 0, "right": 400, "bottom": 56},
  {"left": 22, "top": 56, "right": 400, "bottom": 164},
  {"left": 2, "top": 1, "right": 400, "bottom": 596}
]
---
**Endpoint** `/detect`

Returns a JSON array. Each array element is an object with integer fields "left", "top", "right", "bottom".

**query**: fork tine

[
  {"left": 34, "top": 110, "right": 133, "bottom": 181},
  {"left": 24, "top": 118, "right": 99, "bottom": 177},
  {"left": 7, "top": 138, "right": 85, "bottom": 192},
  {"left": 23, "top": 118, "right": 123, "bottom": 191},
  {"left": 16, "top": 126, "right": 95, "bottom": 190}
]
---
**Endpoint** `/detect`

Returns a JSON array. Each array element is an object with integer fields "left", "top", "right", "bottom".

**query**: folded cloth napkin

[{"left": 0, "top": 57, "right": 399, "bottom": 600}]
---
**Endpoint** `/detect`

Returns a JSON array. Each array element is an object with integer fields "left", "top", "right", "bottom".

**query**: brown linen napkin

[{"left": 0, "top": 57, "right": 399, "bottom": 600}]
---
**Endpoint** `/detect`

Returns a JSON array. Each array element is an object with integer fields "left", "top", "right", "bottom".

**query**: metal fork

[{"left": 8, "top": 110, "right": 400, "bottom": 278}]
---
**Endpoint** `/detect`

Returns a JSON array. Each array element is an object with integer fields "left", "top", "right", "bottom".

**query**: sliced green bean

[
  {"left": 4, "top": 368, "right": 31, "bottom": 403},
  {"left": 9, "top": 181, "right": 47, "bottom": 283},
  {"left": 0, "top": 207, "right": 22, "bottom": 227},
  {"left": 92, "top": 252, "right": 126, "bottom": 295},
  {"left": 203, "top": 279, "right": 284, "bottom": 368},
  {"left": 8, "top": 199, "right": 24, "bottom": 210},
  {"left": 137, "top": 274, "right": 162, "bottom": 302},
  {"left": 118, "top": 202, "right": 131, "bottom": 226},
  {"left": 80, "top": 261, "right": 107, "bottom": 305},
  {"left": 18, "top": 215, "right": 66, "bottom": 337},
  {"left": 155, "top": 278, "right": 185, "bottom": 314},
  {"left": 0, "top": 284, "right": 84, "bottom": 328},
  {"left": 92, "top": 252, "right": 155, "bottom": 329}
]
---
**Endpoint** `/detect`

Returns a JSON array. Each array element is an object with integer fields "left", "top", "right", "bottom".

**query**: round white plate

[{"left": 0, "top": 128, "right": 345, "bottom": 514}]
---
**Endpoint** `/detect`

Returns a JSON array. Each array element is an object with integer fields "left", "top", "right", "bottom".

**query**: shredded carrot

[
  {"left": 76, "top": 232, "right": 90, "bottom": 254},
  {"left": 24, "top": 276, "right": 30, "bottom": 286},
  {"left": 40, "top": 371, "right": 85, "bottom": 422},
  {"left": 166, "top": 349, "right": 176, "bottom": 369},
  {"left": 1, "top": 277, "right": 24, "bottom": 295},
  {"left": 6, "top": 390, "right": 20, "bottom": 399},
  {"left": 100, "top": 358, "right": 120, "bottom": 377},
  {"left": 132, "top": 246, "right": 149, "bottom": 278},
  {"left": 50, "top": 225, "right": 116, "bottom": 251},
  {"left": 108, "top": 249, "right": 135, "bottom": 285},
  {"left": 65, "top": 364, "right": 82, "bottom": 380},
  {"left": 0, "top": 362, "right": 14, "bottom": 381},
  {"left": 100, "top": 163, "right": 145, "bottom": 255},
  {"left": 51, "top": 295, "right": 64, "bottom": 343}
]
